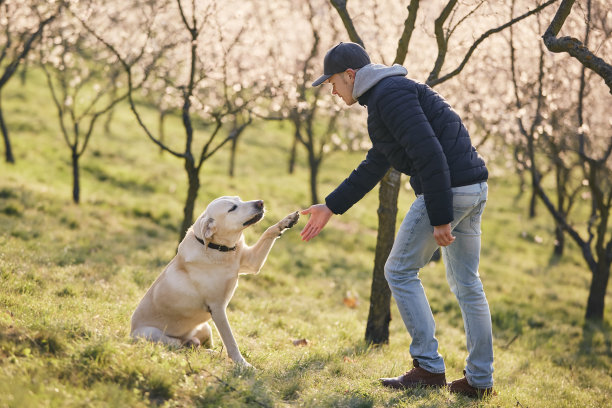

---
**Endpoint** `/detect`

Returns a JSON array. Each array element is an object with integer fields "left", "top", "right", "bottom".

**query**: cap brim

[{"left": 311, "top": 74, "right": 331, "bottom": 87}]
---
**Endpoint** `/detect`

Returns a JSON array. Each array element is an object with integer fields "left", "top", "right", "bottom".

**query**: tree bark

[
  {"left": 71, "top": 149, "right": 80, "bottom": 204},
  {"left": 585, "top": 260, "right": 610, "bottom": 320},
  {"left": 308, "top": 153, "right": 320, "bottom": 205},
  {"left": 542, "top": 0, "right": 612, "bottom": 94},
  {"left": 529, "top": 184, "right": 537, "bottom": 218},
  {"left": 329, "top": 0, "right": 364, "bottom": 47},
  {"left": 103, "top": 107, "right": 114, "bottom": 136},
  {"left": 365, "top": 168, "right": 400, "bottom": 344},
  {"left": 288, "top": 132, "right": 298, "bottom": 174},
  {"left": 553, "top": 171, "right": 566, "bottom": 257},
  {"left": 158, "top": 110, "right": 166, "bottom": 154},
  {"left": 229, "top": 136, "right": 238, "bottom": 178},
  {"left": 0, "top": 95, "right": 14, "bottom": 164},
  {"left": 180, "top": 158, "right": 199, "bottom": 241},
  {"left": 553, "top": 225, "right": 564, "bottom": 257}
]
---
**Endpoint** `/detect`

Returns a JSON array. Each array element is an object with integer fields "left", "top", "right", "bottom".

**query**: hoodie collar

[{"left": 353, "top": 63, "right": 408, "bottom": 105}]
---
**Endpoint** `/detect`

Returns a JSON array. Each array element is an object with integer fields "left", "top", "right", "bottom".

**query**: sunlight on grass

[{"left": 0, "top": 69, "right": 611, "bottom": 407}]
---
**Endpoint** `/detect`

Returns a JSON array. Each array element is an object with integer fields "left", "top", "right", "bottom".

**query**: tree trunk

[
  {"left": 585, "top": 260, "right": 610, "bottom": 320},
  {"left": 179, "top": 158, "right": 200, "bottom": 242},
  {"left": 365, "top": 168, "right": 401, "bottom": 344},
  {"left": 20, "top": 65, "right": 27, "bottom": 85},
  {"left": 553, "top": 225, "right": 564, "bottom": 257},
  {"left": 104, "top": 106, "right": 115, "bottom": 136},
  {"left": 529, "top": 186, "right": 537, "bottom": 218},
  {"left": 288, "top": 132, "right": 298, "bottom": 174},
  {"left": 158, "top": 110, "right": 166, "bottom": 154},
  {"left": 0, "top": 95, "right": 14, "bottom": 164},
  {"left": 229, "top": 136, "right": 238, "bottom": 178},
  {"left": 553, "top": 168, "right": 566, "bottom": 257},
  {"left": 71, "top": 149, "right": 80, "bottom": 204},
  {"left": 308, "top": 151, "right": 319, "bottom": 205}
]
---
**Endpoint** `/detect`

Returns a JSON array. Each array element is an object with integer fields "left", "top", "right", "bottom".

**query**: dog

[{"left": 130, "top": 196, "right": 299, "bottom": 367}]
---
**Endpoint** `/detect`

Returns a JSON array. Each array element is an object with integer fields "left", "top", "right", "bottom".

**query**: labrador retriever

[{"left": 130, "top": 196, "right": 299, "bottom": 367}]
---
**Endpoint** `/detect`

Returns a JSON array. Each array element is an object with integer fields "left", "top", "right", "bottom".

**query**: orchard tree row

[{"left": 1, "top": 0, "right": 610, "bottom": 324}]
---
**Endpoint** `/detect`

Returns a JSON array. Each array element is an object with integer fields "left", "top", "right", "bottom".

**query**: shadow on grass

[
  {"left": 191, "top": 363, "right": 275, "bottom": 408},
  {"left": 578, "top": 319, "right": 612, "bottom": 369},
  {"left": 273, "top": 340, "right": 464, "bottom": 407}
]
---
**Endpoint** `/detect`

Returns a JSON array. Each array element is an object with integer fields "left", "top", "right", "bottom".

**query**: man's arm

[
  {"left": 325, "top": 147, "right": 390, "bottom": 215},
  {"left": 300, "top": 147, "right": 390, "bottom": 241}
]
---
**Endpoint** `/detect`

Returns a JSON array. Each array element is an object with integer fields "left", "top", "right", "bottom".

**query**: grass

[{"left": 1, "top": 69, "right": 611, "bottom": 407}]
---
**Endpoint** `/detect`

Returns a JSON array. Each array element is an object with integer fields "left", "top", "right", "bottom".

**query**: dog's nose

[{"left": 254, "top": 200, "right": 264, "bottom": 210}]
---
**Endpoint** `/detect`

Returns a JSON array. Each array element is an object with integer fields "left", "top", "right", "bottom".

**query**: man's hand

[
  {"left": 300, "top": 204, "right": 333, "bottom": 241},
  {"left": 433, "top": 223, "right": 455, "bottom": 247}
]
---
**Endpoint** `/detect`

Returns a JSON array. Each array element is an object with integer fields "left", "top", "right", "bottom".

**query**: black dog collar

[{"left": 194, "top": 235, "right": 236, "bottom": 252}]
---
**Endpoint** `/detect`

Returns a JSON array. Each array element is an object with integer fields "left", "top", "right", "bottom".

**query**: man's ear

[
  {"left": 346, "top": 68, "right": 356, "bottom": 82},
  {"left": 201, "top": 217, "right": 217, "bottom": 240}
]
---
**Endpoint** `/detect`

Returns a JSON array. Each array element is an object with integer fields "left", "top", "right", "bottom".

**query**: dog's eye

[{"left": 228, "top": 205, "right": 238, "bottom": 213}]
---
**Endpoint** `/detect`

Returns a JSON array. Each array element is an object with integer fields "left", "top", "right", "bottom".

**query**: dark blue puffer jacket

[{"left": 325, "top": 64, "right": 488, "bottom": 226}]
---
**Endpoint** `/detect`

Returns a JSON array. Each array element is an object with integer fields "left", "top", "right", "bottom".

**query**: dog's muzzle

[{"left": 243, "top": 211, "right": 264, "bottom": 226}]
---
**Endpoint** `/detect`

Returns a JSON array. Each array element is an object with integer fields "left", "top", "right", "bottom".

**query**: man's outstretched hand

[{"left": 300, "top": 204, "right": 333, "bottom": 241}]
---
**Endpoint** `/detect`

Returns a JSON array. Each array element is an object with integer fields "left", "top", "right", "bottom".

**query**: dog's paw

[
  {"left": 183, "top": 337, "right": 201, "bottom": 348},
  {"left": 235, "top": 358, "right": 255, "bottom": 370},
  {"left": 279, "top": 211, "right": 300, "bottom": 231}
]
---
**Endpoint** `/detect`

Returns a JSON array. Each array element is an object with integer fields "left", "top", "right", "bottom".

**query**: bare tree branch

[
  {"left": 78, "top": 92, "right": 128, "bottom": 156},
  {"left": 75, "top": 12, "right": 185, "bottom": 159},
  {"left": 0, "top": 8, "right": 59, "bottom": 88},
  {"left": 542, "top": 0, "right": 612, "bottom": 93},
  {"left": 177, "top": 0, "right": 196, "bottom": 34},
  {"left": 329, "top": 0, "right": 364, "bottom": 47},
  {"left": 40, "top": 60, "right": 71, "bottom": 148},
  {"left": 428, "top": 0, "right": 559, "bottom": 87},
  {"left": 427, "top": 0, "right": 457, "bottom": 84},
  {"left": 448, "top": 0, "right": 486, "bottom": 39},
  {"left": 393, "top": 0, "right": 419, "bottom": 65}
]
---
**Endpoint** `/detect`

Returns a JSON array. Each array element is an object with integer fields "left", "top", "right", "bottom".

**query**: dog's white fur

[{"left": 130, "top": 196, "right": 299, "bottom": 367}]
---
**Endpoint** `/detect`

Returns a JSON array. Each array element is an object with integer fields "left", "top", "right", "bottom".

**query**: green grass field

[{"left": 1, "top": 71, "right": 611, "bottom": 407}]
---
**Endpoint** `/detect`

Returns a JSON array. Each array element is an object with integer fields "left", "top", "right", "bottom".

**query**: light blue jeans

[{"left": 384, "top": 182, "right": 493, "bottom": 388}]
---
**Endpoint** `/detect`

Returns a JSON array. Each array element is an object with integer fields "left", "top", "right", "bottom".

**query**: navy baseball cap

[{"left": 311, "top": 42, "right": 371, "bottom": 87}]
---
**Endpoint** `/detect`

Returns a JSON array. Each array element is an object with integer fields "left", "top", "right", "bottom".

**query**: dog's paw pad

[
  {"left": 287, "top": 211, "right": 300, "bottom": 228},
  {"left": 281, "top": 211, "right": 300, "bottom": 229}
]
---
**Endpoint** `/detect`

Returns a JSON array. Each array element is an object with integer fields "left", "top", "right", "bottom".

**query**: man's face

[{"left": 327, "top": 70, "right": 356, "bottom": 106}]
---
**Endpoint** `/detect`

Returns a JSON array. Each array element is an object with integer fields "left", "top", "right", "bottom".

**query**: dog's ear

[{"left": 202, "top": 217, "right": 217, "bottom": 240}]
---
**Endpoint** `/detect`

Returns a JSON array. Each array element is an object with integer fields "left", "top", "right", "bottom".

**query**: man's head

[{"left": 312, "top": 42, "right": 370, "bottom": 106}]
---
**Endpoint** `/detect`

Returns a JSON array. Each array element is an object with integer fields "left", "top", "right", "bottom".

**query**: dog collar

[{"left": 194, "top": 235, "right": 236, "bottom": 252}]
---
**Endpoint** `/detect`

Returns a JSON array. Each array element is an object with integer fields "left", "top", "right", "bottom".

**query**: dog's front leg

[
  {"left": 240, "top": 211, "right": 299, "bottom": 274},
  {"left": 210, "top": 305, "right": 251, "bottom": 367}
]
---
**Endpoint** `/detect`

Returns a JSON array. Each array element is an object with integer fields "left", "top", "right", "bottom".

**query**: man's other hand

[
  {"left": 433, "top": 223, "right": 455, "bottom": 247},
  {"left": 300, "top": 204, "right": 333, "bottom": 241}
]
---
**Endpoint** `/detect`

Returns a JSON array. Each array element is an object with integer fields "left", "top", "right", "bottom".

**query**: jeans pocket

[{"left": 453, "top": 190, "right": 481, "bottom": 209}]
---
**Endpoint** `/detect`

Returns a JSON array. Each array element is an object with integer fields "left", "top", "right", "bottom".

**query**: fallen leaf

[{"left": 343, "top": 291, "right": 359, "bottom": 308}]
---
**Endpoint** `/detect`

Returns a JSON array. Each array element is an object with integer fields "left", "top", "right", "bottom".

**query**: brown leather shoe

[
  {"left": 380, "top": 359, "right": 446, "bottom": 389},
  {"left": 448, "top": 371, "right": 495, "bottom": 398}
]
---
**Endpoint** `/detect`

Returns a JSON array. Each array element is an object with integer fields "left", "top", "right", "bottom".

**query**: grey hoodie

[{"left": 352, "top": 63, "right": 408, "bottom": 100}]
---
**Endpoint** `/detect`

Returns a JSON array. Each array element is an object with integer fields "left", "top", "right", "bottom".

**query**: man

[{"left": 301, "top": 42, "right": 494, "bottom": 398}]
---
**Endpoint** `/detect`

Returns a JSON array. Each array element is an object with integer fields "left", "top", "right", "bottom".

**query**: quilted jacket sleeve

[
  {"left": 325, "top": 147, "right": 391, "bottom": 215},
  {"left": 376, "top": 82, "right": 453, "bottom": 226}
]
